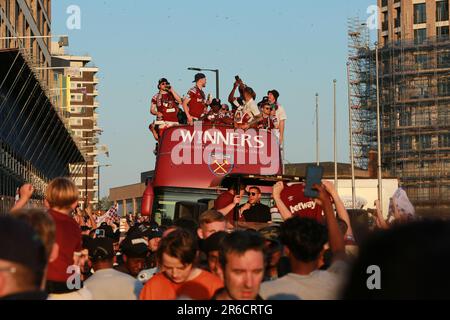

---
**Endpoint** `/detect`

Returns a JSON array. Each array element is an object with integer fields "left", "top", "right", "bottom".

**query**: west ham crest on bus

[{"left": 208, "top": 152, "right": 234, "bottom": 176}]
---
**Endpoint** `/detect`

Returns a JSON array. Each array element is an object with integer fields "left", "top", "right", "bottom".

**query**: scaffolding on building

[
  {"left": 347, "top": 18, "right": 377, "bottom": 170},
  {"left": 348, "top": 18, "right": 450, "bottom": 216}
]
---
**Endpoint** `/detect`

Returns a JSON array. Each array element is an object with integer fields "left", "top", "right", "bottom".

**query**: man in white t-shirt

[
  {"left": 237, "top": 87, "right": 262, "bottom": 130},
  {"left": 259, "top": 183, "right": 348, "bottom": 300},
  {"left": 83, "top": 237, "right": 143, "bottom": 300},
  {"left": 267, "top": 90, "right": 287, "bottom": 147}
]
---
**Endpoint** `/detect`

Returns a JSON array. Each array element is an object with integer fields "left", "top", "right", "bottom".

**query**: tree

[{"left": 98, "top": 197, "right": 113, "bottom": 211}]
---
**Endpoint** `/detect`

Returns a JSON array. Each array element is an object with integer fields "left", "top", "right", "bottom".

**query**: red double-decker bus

[{"left": 141, "top": 123, "right": 283, "bottom": 224}]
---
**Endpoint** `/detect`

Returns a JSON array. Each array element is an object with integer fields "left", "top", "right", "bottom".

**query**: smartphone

[
  {"left": 119, "top": 218, "right": 127, "bottom": 233},
  {"left": 95, "top": 229, "right": 105, "bottom": 238},
  {"left": 304, "top": 165, "right": 324, "bottom": 198}
]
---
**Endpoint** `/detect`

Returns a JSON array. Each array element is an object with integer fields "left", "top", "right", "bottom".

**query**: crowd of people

[
  {"left": 149, "top": 73, "right": 288, "bottom": 149},
  {"left": 2, "top": 176, "right": 450, "bottom": 301}
]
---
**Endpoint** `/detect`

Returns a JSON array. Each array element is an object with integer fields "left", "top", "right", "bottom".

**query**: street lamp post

[
  {"left": 97, "top": 164, "right": 112, "bottom": 209},
  {"left": 375, "top": 42, "right": 384, "bottom": 216},
  {"left": 316, "top": 93, "right": 320, "bottom": 166},
  {"left": 188, "top": 67, "right": 220, "bottom": 99}
]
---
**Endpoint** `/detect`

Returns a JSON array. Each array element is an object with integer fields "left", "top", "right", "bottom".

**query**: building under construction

[{"left": 348, "top": 0, "right": 450, "bottom": 217}]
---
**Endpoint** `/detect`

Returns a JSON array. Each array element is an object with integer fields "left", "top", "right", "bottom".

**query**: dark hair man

[
  {"left": 236, "top": 87, "right": 262, "bottom": 130},
  {"left": 201, "top": 231, "right": 228, "bottom": 280},
  {"left": 260, "top": 184, "right": 348, "bottom": 300},
  {"left": 267, "top": 89, "right": 287, "bottom": 147},
  {"left": 213, "top": 231, "right": 265, "bottom": 300},
  {"left": 140, "top": 228, "right": 223, "bottom": 300},
  {"left": 116, "top": 235, "right": 149, "bottom": 278},
  {"left": 258, "top": 102, "right": 278, "bottom": 130},
  {"left": 239, "top": 187, "right": 271, "bottom": 223},
  {"left": 183, "top": 73, "right": 210, "bottom": 125}
]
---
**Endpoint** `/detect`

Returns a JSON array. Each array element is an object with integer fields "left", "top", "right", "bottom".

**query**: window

[
  {"left": 416, "top": 135, "right": 432, "bottom": 150},
  {"left": 399, "top": 110, "right": 412, "bottom": 127},
  {"left": 438, "top": 77, "right": 450, "bottom": 96},
  {"left": 438, "top": 51, "right": 450, "bottom": 68},
  {"left": 439, "top": 133, "right": 450, "bottom": 148},
  {"left": 70, "top": 106, "right": 86, "bottom": 114},
  {"left": 414, "top": 3, "right": 426, "bottom": 24},
  {"left": 414, "top": 109, "right": 432, "bottom": 126},
  {"left": 382, "top": 12, "right": 389, "bottom": 31},
  {"left": 70, "top": 94, "right": 83, "bottom": 102},
  {"left": 437, "top": 0, "right": 449, "bottom": 22},
  {"left": 415, "top": 54, "right": 430, "bottom": 69},
  {"left": 126, "top": 199, "right": 133, "bottom": 215},
  {"left": 117, "top": 202, "right": 124, "bottom": 216},
  {"left": 136, "top": 198, "right": 143, "bottom": 214},
  {"left": 438, "top": 104, "right": 450, "bottom": 125},
  {"left": 399, "top": 136, "right": 412, "bottom": 150},
  {"left": 410, "top": 78, "right": 430, "bottom": 98},
  {"left": 69, "top": 118, "right": 83, "bottom": 126},
  {"left": 414, "top": 28, "right": 427, "bottom": 45},
  {"left": 395, "top": 8, "right": 401, "bottom": 28},
  {"left": 437, "top": 26, "right": 450, "bottom": 42}
]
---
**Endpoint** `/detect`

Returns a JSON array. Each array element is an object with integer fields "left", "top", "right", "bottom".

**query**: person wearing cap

[
  {"left": 145, "top": 225, "right": 163, "bottom": 269},
  {"left": 183, "top": 73, "right": 210, "bottom": 125},
  {"left": 258, "top": 226, "right": 287, "bottom": 281},
  {"left": 212, "top": 231, "right": 265, "bottom": 300},
  {"left": 116, "top": 235, "right": 149, "bottom": 278},
  {"left": 267, "top": 90, "right": 287, "bottom": 147},
  {"left": 0, "top": 216, "right": 48, "bottom": 300},
  {"left": 150, "top": 78, "right": 183, "bottom": 141},
  {"left": 201, "top": 98, "right": 224, "bottom": 125},
  {"left": 135, "top": 225, "right": 163, "bottom": 285},
  {"left": 257, "top": 102, "right": 278, "bottom": 130},
  {"left": 83, "top": 237, "right": 143, "bottom": 300}
]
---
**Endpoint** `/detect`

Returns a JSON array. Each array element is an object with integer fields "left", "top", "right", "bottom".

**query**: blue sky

[{"left": 52, "top": 0, "right": 376, "bottom": 197}]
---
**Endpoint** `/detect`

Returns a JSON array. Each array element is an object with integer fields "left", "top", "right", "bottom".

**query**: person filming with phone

[{"left": 238, "top": 187, "right": 271, "bottom": 223}]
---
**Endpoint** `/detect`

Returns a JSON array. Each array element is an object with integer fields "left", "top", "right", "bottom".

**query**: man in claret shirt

[
  {"left": 149, "top": 78, "right": 183, "bottom": 140},
  {"left": 257, "top": 102, "right": 278, "bottom": 130},
  {"left": 183, "top": 73, "right": 210, "bottom": 125}
]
